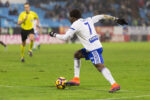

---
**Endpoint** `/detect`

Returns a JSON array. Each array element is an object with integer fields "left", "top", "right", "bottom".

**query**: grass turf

[{"left": 0, "top": 42, "right": 150, "bottom": 100}]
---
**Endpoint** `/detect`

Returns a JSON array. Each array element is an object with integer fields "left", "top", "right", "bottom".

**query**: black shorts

[{"left": 21, "top": 28, "right": 34, "bottom": 42}]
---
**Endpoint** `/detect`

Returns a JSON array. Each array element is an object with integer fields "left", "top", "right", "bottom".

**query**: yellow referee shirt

[{"left": 18, "top": 11, "right": 38, "bottom": 30}]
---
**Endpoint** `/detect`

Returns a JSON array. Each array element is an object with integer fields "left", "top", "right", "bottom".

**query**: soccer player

[
  {"left": 49, "top": 9, "right": 127, "bottom": 93},
  {"left": 33, "top": 18, "right": 41, "bottom": 50},
  {"left": 18, "top": 3, "right": 39, "bottom": 62}
]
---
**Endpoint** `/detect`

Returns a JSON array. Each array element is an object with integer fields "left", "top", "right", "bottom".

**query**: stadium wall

[
  {"left": 59, "top": 26, "right": 150, "bottom": 42},
  {"left": 1, "top": 0, "right": 27, "bottom": 4},
  {"left": 0, "top": 34, "right": 65, "bottom": 44},
  {"left": 0, "top": 26, "right": 150, "bottom": 44}
]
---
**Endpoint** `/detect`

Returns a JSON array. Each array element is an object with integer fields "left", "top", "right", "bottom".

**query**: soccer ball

[{"left": 55, "top": 77, "right": 67, "bottom": 89}]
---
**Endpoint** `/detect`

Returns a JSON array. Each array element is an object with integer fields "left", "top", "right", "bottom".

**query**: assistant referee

[{"left": 18, "top": 3, "right": 39, "bottom": 62}]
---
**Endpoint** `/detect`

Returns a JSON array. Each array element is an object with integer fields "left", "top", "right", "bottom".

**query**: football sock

[
  {"left": 21, "top": 45, "right": 25, "bottom": 58},
  {"left": 29, "top": 41, "right": 33, "bottom": 51},
  {"left": 74, "top": 58, "right": 81, "bottom": 78},
  {"left": 37, "top": 42, "right": 40, "bottom": 46},
  {"left": 33, "top": 42, "right": 37, "bottom": 49},
  {"left": 101, "top": 67, "right": 116, "bottom": 85}
]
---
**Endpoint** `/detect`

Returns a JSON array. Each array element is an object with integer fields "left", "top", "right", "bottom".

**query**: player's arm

[
  {"left": 36, "top": 18, "right": 40, "bottom": 27},
  {"left": 38, "top": 24, "right": 42, "bottom": 35},
  {"left": 33, "top": 12, "right": 40, "bottom": 27},
  {"left": 92, "top": 14, "right": 128, "bottom": 25},
  {"left": 49, "top": 28, "right": 75, "bottom": 41},
  {"left": 49, "top": 22, "right": 78, "bottom": 40}
]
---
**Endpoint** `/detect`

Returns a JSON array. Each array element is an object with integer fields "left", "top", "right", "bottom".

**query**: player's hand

[
  {"left": 24, "top": 16, "right": 28, "bottom": 20},
  {"left": 115, "top": 18, "right": 128, "bottom": 25},
  {"left": 49, "top": 31, "right": 57, "bottom": 37}
]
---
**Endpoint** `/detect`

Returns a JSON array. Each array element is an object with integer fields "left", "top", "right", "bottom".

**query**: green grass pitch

[{"left": 0, "top": 42, "right": 150, "bottom": 100}]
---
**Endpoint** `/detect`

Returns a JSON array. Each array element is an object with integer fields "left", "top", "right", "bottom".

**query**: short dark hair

[
  {"left": 69, "top": 9, "right": 81, "bottom": 19},
  {"left": 24, "top": 2, "right": 30, "bottom": 6}
]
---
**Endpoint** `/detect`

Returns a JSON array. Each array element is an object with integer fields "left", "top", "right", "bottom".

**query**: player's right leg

[
  {"left": 65, "top": 49, "right": 85, "bottom": 86},
  {"left": 20, "top": 29, "right": 27, "bottom": 62},
  {"left": 21, "top": 41, "right": 26, "bottom": 62}
]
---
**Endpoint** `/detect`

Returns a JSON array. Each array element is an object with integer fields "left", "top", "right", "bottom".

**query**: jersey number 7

[{"left": 84, "top": 22, "right": 92, "bottom": 35}]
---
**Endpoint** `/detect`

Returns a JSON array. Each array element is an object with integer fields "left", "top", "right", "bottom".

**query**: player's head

[
  {"left": 69, "top": 9, "right": 81, "bottom": 23},
  {"left": 24, "top": 3, "right": 30, "bottom": 13}
]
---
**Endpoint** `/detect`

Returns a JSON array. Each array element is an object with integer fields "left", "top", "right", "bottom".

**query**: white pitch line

[
  {"left": 0, "top": 84, "right": 21, "bottom": 87},
  {"left": 0, "top": 84, "right": 56, "bottom": 89},
  {"left": 0, "top": 84, "right": 47, "bottom": 88},
  {"left": 94, "top": 95, "right": 150, "bottom": 100},
  {"left": 0, "top": 84, "right": 30, "bottom": 88}
]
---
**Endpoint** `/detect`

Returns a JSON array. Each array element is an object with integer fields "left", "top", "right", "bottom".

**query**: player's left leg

[
  {"left": 36, "top": 36, "right": 40, "bottom": 49},
  {"left": 33, "top": 35, "right": 37, "bottom": 50},
  {"left": 74, "top": 49, "right": 85, "bottom": 77},
  {"left": 20, "top": 29, "right": 28, "bottom": 62},
  {"left": 21, "top": 41, "right": 26, "bottom": 62},
  {"left": 28, "top": 33, "right": 34, "bottom": 56},
  {"left": 94, "top": 63, "right": 120, "bottom": 93}
]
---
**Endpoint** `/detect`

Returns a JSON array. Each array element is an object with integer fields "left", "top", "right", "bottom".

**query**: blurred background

[{"left": 0, "top": 0, "right": 150, "bottom": 44}]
